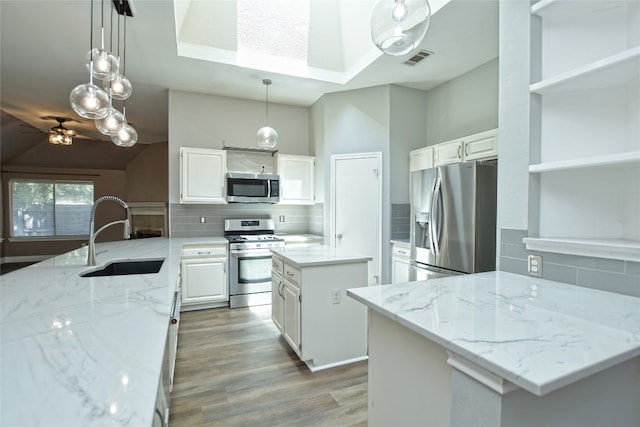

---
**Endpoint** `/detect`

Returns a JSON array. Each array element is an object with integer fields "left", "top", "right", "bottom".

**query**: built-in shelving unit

[{"left": 526, "top": 0, "right": 640, "bottom": 261}]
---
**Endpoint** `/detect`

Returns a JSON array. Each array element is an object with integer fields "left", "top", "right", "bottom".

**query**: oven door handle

[{"left": 230, "top": 250, "right": 274, "bottom": 257}]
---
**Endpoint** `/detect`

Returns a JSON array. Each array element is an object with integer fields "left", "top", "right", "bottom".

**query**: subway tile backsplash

[
  {"left": 499, "top": 228, "right": 640, "bottom": 298},
  {"left": 391, "top": 203, "right": 410, "bottom": 240},
  {"left": 170, "top": 203, "right": 324, "bottom": 238}
]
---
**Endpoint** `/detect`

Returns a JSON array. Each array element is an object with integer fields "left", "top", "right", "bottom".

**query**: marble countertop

[
  {"left": 347, "top": 271, "right": 640, "bottom": 396},
  {"left": 271, "top": 245, "right": 371, "bottom": 267},
  {"left": 0, "top": 236, "right": 227, "bottom": 426}
]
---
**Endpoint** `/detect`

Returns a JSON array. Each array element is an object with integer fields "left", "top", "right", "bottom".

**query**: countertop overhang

[
  {"left": 347, "top": 271, "right": 640, "bottom": 396},
  {"left": 271, "top": 246, "right": 372, "bottom": 267},
  {"left": 0, "top": 236, "right": 227, "bottom": 426}
]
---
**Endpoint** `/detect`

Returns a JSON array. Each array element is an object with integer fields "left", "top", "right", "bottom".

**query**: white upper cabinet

[
  {"left": 180, "top": 147, "right": 227, "bottom": 204},
  {"left": 463, "top": 129, "right": 498, "bottom": 162},
  {"left": 433, "top": 139, "right": 463, "bottom": 166},
  {"left": 525, "top": 0, "right": 640, "bottom": 261},
  {"left": 276, "top": 154, "right": 315, "bottom": 205},
  {"left": 410, "top": 146, "right": 433, "bottom": 172}
]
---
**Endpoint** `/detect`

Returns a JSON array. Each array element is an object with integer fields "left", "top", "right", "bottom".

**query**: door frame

[{"left": 330, "top": 151, "right": 383, "bottom": 285}]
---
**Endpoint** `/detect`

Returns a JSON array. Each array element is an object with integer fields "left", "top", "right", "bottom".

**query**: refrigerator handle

[{"left": 429, "top": 173, "right": 441, "bottom": 256}]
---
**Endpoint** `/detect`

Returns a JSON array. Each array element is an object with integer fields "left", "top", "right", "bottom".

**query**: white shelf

[
  {"left": 524, "top": 237, "right": 640, "bottom": 262},
  {"left": 529, "top": 151, "right": 640, "bottom": 173},
  {"left": 530, "top": 47, "right": 640, "bottom": 95},
  {"left": 532, "top": 0, "right": 630, "bottom": 19}
]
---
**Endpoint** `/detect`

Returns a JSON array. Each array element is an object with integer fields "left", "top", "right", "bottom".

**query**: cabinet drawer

[
  {"left": 182, "top": 245, "right": 226, "bottom": 258},
  {"left": 272, "top": 257, "right": 284, "bottom": 274},
  {"left": 283, "top": 264, "right": 301, "bottom": 286},
  {"left": 392, "top": 244, "right": 410, "bottom": 259}
]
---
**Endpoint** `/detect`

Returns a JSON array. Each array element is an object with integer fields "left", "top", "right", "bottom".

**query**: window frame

[{"left": 8, "top": 178, "right": 95, "bottom": 241}]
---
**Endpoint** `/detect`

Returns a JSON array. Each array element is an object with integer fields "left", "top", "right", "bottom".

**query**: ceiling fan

[{"left": 47, "top": 117, "right": 77, "bottom": 145}]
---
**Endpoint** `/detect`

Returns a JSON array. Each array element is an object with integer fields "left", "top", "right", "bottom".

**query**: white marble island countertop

[
  {"left": 0, "top": 236, "right": 227, "bottom": 426},
  {"left": 347, "top": 271, "right": 640, "bottom": 396},
  {"left": 271, "top": 245, "right": 371, "bottom": 268}
]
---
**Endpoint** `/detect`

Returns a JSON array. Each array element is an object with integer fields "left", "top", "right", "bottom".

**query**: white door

[{"left": 331, "top": 152, "right": 382, "bottom": 285}]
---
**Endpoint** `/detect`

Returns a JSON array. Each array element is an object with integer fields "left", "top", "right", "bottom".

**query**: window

[{"left": 10, "top": 180, "right": 94, "bottom": 238}]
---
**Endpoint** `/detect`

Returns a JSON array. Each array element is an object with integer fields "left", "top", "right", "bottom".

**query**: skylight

[{"left": 237, "top": 0, "right": 310, "bottom": 64}]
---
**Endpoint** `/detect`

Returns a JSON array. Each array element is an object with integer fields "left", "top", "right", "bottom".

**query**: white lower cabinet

[
  {"left": 271, "top": 252, "right": 368, "bottom": 371},
  {"left": 391, "top": 241, "right": 411, "bottom": 284},
  {"left": 180, "top": 244, "right": 228, "bottom": 308},
  {"left": 271, "top": 257, "right": 284, "bottom": 333},
  {"left": 282, "top": 280, "right": 301, "bottom": 354}
]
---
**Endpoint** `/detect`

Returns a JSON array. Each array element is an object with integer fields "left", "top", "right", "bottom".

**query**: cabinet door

[
  {"left": 433, "top": 139, "right": 463, "bottom": 166},
  {"left": 271, "top": 272, "right": 284, "bottom": 333},
  {"left": 181, "top": 257, "right": 227, "bottom": 304},
  {"left": 283, "top": 281, "right": 301, "bottom": 355},
  {"left": 410, "top": 146, "right": 433, "bottom": 172},
  {"left": 180, "top": 147, "right": 227, "bottom": 203},
  {"left": 463, "top": 129, "right": 498, "bottom": 162},
  {"left": 277, "top": 154, "right": 315, "bottom": 205},
  {"left": 391, "top": 244, "right": 411, "bottom": 284}
]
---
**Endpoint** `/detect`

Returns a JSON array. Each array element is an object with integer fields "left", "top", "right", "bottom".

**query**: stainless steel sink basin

[{"left": 80, "top": 259, "right": 165, "bottom": 278}]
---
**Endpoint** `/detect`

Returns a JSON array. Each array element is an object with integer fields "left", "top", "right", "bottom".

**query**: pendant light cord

[
  {"left": 265, "top": 83, "right": 269, "bottom": 126},
  {"left": 122, "top": 2, "right": 127, "bottom": 77},
  {"left": 89, "top": 0, "right": 94, "bottom": 84}
]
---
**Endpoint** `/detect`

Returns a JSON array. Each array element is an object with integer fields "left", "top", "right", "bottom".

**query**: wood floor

[{"left": 168, "top": 305, "right": 368, "bottom": 427}]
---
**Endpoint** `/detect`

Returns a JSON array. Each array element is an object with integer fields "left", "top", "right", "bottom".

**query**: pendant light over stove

[
  {"left": 370, "top": 0, "right": 432, "bottom": 56},
  {"left": 256, "top": 79, "right": 278, "bottom": 150}
]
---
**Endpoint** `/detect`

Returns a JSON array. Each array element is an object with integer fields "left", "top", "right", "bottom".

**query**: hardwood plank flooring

[{"left": 169, "top": 305, "right": 368, "bottom": 427}]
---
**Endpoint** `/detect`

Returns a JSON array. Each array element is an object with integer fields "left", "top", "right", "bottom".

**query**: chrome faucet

[{"left": 87, "top": 196, "right": 130, "bottom": 266}]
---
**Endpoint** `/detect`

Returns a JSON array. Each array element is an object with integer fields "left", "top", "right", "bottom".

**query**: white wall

[
  {"left": 425, "top": 58, "right": 499, "bottom": 145},
  {"left": 167, "top": 89, "right": 310, "bottom": 204}
]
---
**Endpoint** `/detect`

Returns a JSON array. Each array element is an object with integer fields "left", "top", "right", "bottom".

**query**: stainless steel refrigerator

[{"left": 409, "top": 160, "right": 497, "bottom": 280}]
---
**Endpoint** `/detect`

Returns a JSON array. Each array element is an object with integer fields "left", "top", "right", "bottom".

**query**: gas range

[
  {"left": 224, "top": 219, "right": 285, "bottom": 250},
  {"left": 225, "top": 234, "right": 285, "bottom": 250},
  {"left": 225, "top": 218, "right": 284, "bottom": 308}
]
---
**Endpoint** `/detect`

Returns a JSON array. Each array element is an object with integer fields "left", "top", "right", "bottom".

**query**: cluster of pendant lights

[
  {"left": 370, "top": 0, "right": 431, "bottom": 56},
  {"left": 69, "top": 0, "right": 137, "bottom": 147}
]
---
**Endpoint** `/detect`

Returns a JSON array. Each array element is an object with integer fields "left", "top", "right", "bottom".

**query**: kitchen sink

[{"left": 80, "top": 259, "right": 165, "bottom": 278}]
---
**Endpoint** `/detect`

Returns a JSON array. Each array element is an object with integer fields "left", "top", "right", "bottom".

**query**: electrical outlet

[
  {"left": 527, "top": 255, "right": 542, "bottom": 277},
  {"left": 200, "top": 217, "right": 206, "bottom": 224},
  {"left": 279, "top": 215, "right": 285, "bottom": 223},
  {"left": 331, "top": 289, "right": 341, "bottom": 304}
]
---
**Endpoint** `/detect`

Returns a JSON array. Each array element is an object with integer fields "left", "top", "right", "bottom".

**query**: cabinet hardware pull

[
  {"left": 465, "top": 143, "right": 469, "bottom": 157},
  {"left": 287, "top": 271, "right": 294, "bottom": 277},
  {"left": 457, "top": 145, "right": 462, "bottom": 159}
]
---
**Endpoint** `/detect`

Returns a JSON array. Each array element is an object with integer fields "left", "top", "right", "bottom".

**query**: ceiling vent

[{"left": 403, "top": 50, "right": 433, "bottom": 66}]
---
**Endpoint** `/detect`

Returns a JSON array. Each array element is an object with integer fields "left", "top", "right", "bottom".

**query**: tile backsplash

[
  {"left": 499, "top": 228, "right": 640, "bottom": 298},
  {"left": 170, "top": 203, "right": 323, "bottom": 237},
  {"left": 391, "top": 203, "right": 410, "bottom": 240}
]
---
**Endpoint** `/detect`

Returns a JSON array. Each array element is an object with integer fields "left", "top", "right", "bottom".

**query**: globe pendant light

[
  {"left": 256, "top": 79, "right": 278, "bottom": 150},
  {"left": 87, "top": 0, "right": 118, "bottom": 81},
  {"left": 70, "top": 0, "right": 110, "bottom": 119},
  {"left": 370, "top": 0, "right": 432, "bottom": 56},
  {"left": 95, "top": 90, "right": 126, "bottom": 135},
  {"left": 111, "top": 106, "right": 138, "bottom": 147},
  {"left": 104, "top": 4, "right": 132, "bottom": 100}
]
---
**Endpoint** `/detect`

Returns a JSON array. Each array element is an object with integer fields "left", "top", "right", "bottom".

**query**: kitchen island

[
  {"left": 270, "top": 246, "right": 371, "bottom": 371},
  {"left": 0, "top": 236, "right": 226, "bottom": 427},
  {"left": 348, "top": 271, "right": 640, "bottom": 427}
]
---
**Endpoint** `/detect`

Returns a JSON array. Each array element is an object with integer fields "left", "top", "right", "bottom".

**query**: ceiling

[{"left": 0, "top": 0, "right": 498, "bottom": 152}]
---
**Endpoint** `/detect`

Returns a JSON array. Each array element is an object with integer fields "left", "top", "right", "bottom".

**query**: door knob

[{"left": 336, "top": 233, "right": 343, "bottom": 239}]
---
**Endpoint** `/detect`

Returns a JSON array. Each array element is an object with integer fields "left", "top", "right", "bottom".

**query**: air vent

[{"left": 403, "top": 50, "right": 433, "bottom": 66}]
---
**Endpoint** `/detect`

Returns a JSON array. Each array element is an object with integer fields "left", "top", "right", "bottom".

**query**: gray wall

[{"left": 426, "top": 58, "right": 499, "bottom": 146}]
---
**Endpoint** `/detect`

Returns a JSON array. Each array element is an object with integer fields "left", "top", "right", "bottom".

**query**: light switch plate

[{"left": 527, "top": 255, "right": 542, "bottom": 277}]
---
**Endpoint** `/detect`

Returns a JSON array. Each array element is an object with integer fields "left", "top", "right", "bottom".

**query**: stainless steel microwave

[{"left": 226, "top": 172, "right": 280, "bottom": 203}]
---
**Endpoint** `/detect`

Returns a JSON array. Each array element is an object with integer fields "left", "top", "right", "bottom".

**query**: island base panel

[
  {"left": 450, "top": 356, "right": 640, "bottom": 427},
  {"left": 368, "top": 310, "right": 452, "bottom": 427}
]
